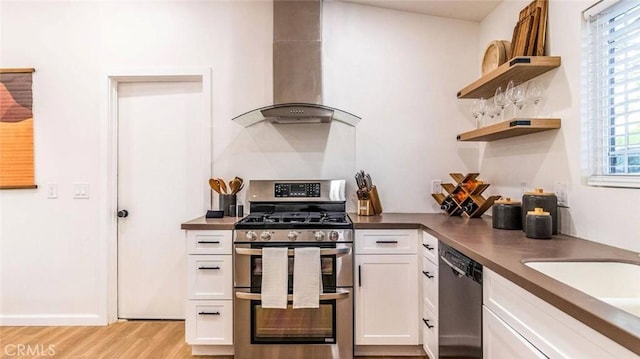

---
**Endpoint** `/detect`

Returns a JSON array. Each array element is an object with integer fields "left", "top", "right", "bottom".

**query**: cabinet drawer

[
  {"left": 422, "top": 304, "right": 438, "bottom": 359},
  {"left": 355, "top": 230, "right": 418, "bottom": 254},
  {"left": 185, "top": 300, "right": 233, "bottom": 345},
  {"left": 421, "top": 256, "right": 438, "bottom": 313},
  {"left": 188, "top": 255, "right": 233, "bottom": 300},
  {"left": 421, "top": 232, "right": 438, "bottom": 263},
  {"left": 186, "top": 230, "right": 232, "bottom": 255}
]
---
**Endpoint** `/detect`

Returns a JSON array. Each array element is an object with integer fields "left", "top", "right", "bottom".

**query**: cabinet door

[
  {"left": 185, "top": 300, "right": 233, "bottom": 345},
  {"left": 187, "top": 255, "right": 233, "bottom": 300},
  {"left": 483, "top": 306, "right": 546, "bottom": 359},
  {"left": 355, "top": 254, "right": 419, "bottom": 345}
]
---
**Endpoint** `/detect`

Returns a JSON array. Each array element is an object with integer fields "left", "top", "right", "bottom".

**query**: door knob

[{"left": 117, "top": 209, "right": 129, "bottom": 218}]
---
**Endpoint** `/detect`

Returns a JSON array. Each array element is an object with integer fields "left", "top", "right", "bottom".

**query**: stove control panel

[
  {"left": 274, "top": 182, "right": 321, "bottom": 198},
  {"left": 235, "top": 230, "right": 350, "bottom": 242}
]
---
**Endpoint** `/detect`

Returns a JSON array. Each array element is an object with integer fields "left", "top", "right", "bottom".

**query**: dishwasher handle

[{"left": 440, "top": 255, "right": 466, "bottom": 278}]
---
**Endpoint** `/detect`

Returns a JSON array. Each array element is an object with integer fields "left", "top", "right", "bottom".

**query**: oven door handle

[
  {"left": 234, "top": 247, "right": 351, "bottom": 257},
  {"left": 235, "top": 289, "right": 351, "bottom": 301}
]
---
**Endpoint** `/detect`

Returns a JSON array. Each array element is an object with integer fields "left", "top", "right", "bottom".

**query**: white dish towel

[
  {"left": 261, "top": 247, "right": 289, "bottom": 309},
  {"left": 293, "top": 247, "right": 322, "bottom": 309}
]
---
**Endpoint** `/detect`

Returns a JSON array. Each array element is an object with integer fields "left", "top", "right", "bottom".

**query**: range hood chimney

[{"left": 232, "top": 0, "right": 360, "bottom": 127}]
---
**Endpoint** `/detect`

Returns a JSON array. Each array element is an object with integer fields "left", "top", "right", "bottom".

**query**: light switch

[
  {"left": 73, "top": 182, "right": 89, "bottom": 199},
  {"left": 47, "top": 183, "right": 57, "bottom": 199},
  {"left": 431, "top": 180, "right": 442, "bottom": 194}
]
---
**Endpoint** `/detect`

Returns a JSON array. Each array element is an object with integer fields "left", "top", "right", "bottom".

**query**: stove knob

[
  {"left": 245, "top": 231, "right": 258, "bottom": 241},
  {"left": 287, "top": 231, "right": 298, "bottom": 241},
  {"left": 328, "top": 230, "right": 340, "bottom": 241},
  {"left": 260, "top": 231, "right": 272, "bottom": 241},
  {"left": 314, "top": 231, "right": 325, "bottom": 241}
]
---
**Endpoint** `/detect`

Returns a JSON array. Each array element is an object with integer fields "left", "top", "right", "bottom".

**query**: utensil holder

[{"left": 219, "top": 194, "right": 236, "bottom": 217}]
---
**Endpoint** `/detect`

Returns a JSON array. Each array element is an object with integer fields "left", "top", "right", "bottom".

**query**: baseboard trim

[
  {"left": 355, "top": 345, "right": 426, "bottom": 356},
  {"left": 191, "top": 345, "right": 234, "bottom": 356},
  {"left": 0, "top": 314, "right": 104, "bottom": 326}
]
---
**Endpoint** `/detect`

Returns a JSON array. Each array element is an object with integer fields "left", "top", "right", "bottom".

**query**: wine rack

[{"left": 431, "top": 173, "right": 501, "bottom": 218}]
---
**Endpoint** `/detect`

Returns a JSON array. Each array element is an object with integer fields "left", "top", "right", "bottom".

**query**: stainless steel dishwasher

[{"left": 438, "top": 241, "right": 483, "bottom": 358}]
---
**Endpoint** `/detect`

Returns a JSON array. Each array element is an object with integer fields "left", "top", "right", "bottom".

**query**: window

[{"left": 584, "top": 0, "right": 640, "bottom": 188}]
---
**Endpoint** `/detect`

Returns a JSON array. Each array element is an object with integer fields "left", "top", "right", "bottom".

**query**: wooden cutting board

[{"left": 510, "top": 0, "right": 548, "bottom": 57}]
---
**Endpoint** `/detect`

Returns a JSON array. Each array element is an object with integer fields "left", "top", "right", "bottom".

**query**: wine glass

[
  {"left": 494, "top": 86, "right": 509, "bottom": 121},
  {"left": 506, "top": 80, "right": 526, "bottom": 116},
  {"left": 471, "top": 98, "right": 486, "bottom": 128},
  {"left": 485, "top": 101, "right": 499, "bottom": 125},
  {"left": 527, "top": 81, "right": 545, "bottom": 115}
]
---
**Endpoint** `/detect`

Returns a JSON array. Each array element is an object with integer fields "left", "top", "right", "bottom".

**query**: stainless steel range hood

[{"left": 232, "top": 0, "right": 360, "bottom": 127}]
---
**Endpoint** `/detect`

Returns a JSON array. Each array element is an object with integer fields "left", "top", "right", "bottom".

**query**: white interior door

[{"left": 117, "top": 80, "right": 206, "bottom": 319}]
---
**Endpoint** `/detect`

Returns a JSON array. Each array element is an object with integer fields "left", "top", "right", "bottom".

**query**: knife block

[
  {"left": 431, "top": 173, "right": 500, "bottom": 218},
  {"left": 357, "top": 185, "right": 383, "bottom": 216}
]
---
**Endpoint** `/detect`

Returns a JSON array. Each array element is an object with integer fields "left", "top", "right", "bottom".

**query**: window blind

[{"left": 585, "top": 0, "right": 640, "bottom": 187}]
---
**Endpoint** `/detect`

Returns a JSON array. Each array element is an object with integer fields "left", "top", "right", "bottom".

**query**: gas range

[{"left": 233, "top": 179, "right": 353, "bottom": 243}]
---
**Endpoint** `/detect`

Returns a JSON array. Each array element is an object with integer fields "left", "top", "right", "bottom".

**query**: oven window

[{"left": 251, "top": 300, "right": 336, "bottom": 344}]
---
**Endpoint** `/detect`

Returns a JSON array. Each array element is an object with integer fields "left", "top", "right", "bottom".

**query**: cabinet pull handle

[
  {"left": 375, "top": 240, "right": 398, "bottom": 244},
  {"left": 198, "top": 240, "right": 220, "bottom": 244},
  {"left": 423, "top": 243, "right": 434, "bottom": 251},
  {"left": 198, "top": 311, "right": 221, "bottom": 316},
  {"left": 422, "top": 271, "right": 434, "bottom": 279},
  {"left": 423, "top": 318, "right": 434, "bottom": 329},
  {"left": 358, "top": 265, "right": 362, "bottom": 287},
  {"left": 198, "top": 266, "right": 221, "bottom": 270}
]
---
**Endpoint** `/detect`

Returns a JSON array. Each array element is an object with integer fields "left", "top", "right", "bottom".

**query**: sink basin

[{"left": 524, "top": 261, "right": 640, "bottom": 317}]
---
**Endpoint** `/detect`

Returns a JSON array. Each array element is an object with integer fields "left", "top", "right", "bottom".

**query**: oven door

[
  {"left": 234, "top": 288, "right": 353, "bottom": 359},
  {"left": 234, "top": 242, "right": 353, "bottom": 290}
]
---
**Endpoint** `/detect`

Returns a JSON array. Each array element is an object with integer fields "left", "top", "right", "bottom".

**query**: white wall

[
  {"left": 0, "top": 0, "right": 273, "bottom": 325},
  {"left": 477, "top": 0, "right": 640, "bottom": 253},
  {"left": 323, "top": 1, "right": 480, "bottom": 212},
  {"left": 0, "top": 1, "right": 475, "bottom": 324}
]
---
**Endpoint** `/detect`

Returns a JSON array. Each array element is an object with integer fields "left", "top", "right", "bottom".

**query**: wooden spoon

[
  {"left": 229, "top": 178, "right": 239, "bottom": 195},
  {"left": 209, "top": 178, "right": 221, "bottom": 194},
  {"left": 217, "top": 178, "right": 228, "bottom": 194}
]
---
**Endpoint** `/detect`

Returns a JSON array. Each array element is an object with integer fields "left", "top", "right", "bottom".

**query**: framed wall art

[{"left": 0, "top": 68, "right": 36, "bottom": 189}]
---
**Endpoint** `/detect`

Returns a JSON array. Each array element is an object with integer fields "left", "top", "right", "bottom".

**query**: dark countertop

[
  {"left": 181, "top": 212, "right": 640, "bottom": 355},
  {"left": 181, "top": 215, "right": 237, "bottom": 230}
]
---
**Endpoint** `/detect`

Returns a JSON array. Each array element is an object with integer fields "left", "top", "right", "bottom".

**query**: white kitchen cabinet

[
  {"left": 421, "top": 231, "right": 438, "bottom": 357},
  {"left": 185, "top": 300, "right": 233, "bottom": 345},
  {"left": 483, "top": 268, "right": 638, "bottom": 358},
  {"left": 184, "top": 230, "right": 233, "bottom": 353},
  {"left": 355, "top": 229, "right": 419, "bottom": 346},
  {"left": 187, "top": 255, "right": 233, "bottom": 300},
  {"left": 483, "top": 306, "right": 546, "bottom": 359},
  {"left": 422, "top": 303, "right": 438, "bottom": 359}
]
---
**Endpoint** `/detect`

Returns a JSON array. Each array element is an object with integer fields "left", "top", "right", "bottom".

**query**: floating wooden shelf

[
  {"left": 456, "top": 118, "right": 560, "bottom": 142},
  {"left": 457, "top": 56, "right": 561, "bottom": 99}
]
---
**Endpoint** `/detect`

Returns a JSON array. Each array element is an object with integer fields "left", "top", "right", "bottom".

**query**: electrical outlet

[
  {"left": 47, "top": 183, "right": 57, "bottom": 199},
  {"left": 431, "top": 180, "right": 442, "bottom": 194},
  {"left": 555, "top": 182, "right": 569, "bottom": 207}
]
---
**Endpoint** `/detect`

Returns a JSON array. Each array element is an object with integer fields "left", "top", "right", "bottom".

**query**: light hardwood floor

[{"left": 0, "top": 320, "right": 427, "bottom": 359}]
